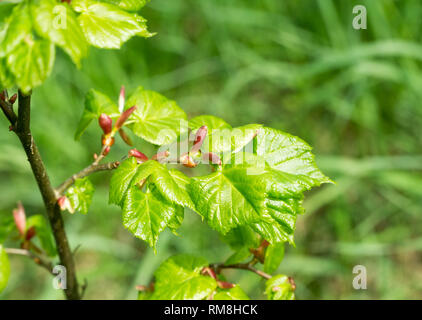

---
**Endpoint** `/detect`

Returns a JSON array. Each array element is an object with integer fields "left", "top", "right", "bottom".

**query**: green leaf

[
  {"left": 66, "top": 177, "right": 95, "bottom": 214},
  {"left": 201, "top": 124, "right": 262, "bottom": 154},
  {"left": 31, "top": 0, "right": 88, "bottom": 67},
  {"left": 75, "top": 1, "right": 153, "bottom": 49},
  {"left": 255, "top": 127, "right": 331, "bottom": 183},
  {"left": 264, "top": 242, "right": 284, "bottom": 274},
  {"left": 100, "top": 0, "right": 149, "bottom": 11},
  {"left": 0, "top": 245, "right": 11, "bottom": 293},
  {"left": 167, "top": 205, "right": 184, "bottom": 234},
  {"left": 0, "top": 58, "right": 15, "bottom": 88},
  {"left": 122, "top": 184, "right": 178, "bottom": 248},
  {"left": 151, "top": 254, "right": 217, "bottom": 300},
  {"left": 0, "top": 3, "right": 31, "bottom": 58},
  {"left": 265, "top": 275, "right": 295, "bottom": 300},
  {"left": 225, "top": 247, "right": 251, "bottom": 266},
  {"left": 189, "top": 115, "right": 232, "bottom": 132},
  {"left": 6, "top": 37, "right": 55, "bottom": 93},
  {"left": 26, "top": 215, "right": 57, "bottom": 257},
  {"left": 221, "top": 226, "right": 260, "bottom": 250},
  {"left": 137, "top": 290, "right": 152, "bottom": 300},
  {"left": 214, "top": 286, "right": 250, "bottom": 300},
  {"left": 125, "top": 87, "right": 187, "bottom": 145},
  {"left": 189, "top": 153, "right": 324, "bottom": 242},
  {"left": 75, "top": 89, "right": 119, "bottom": 140}
]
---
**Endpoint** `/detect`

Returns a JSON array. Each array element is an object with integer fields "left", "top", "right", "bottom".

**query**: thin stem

[
  {"left": 5, "top": 248, "right": 54, "bottom": 275},
  {"left": 210, "top": 261, "right": 272, "bottom": 280},
  {"left": 9, "top": 91, "right": 80, "bottom": 299},
  {"left": 0, "top": 90, "right": 17, "bottom": 126},
  {"left": 56, "top": 161, "right": 120, "bottom": 195}
]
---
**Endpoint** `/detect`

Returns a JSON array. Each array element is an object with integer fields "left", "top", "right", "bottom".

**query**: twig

[
  {"left": 5, "top": 248, "right": 54, "bottom": 275},
  {"left": 0, "top": 90, "right": 17, "bottom": 126},
  {"left": 0, "top": 91, "right": 81, "bottom": 300},
  {"left": 56, "top": 161, "right": 120, "bottom": 195},
  {"left": 210, "top": 261, "right": 272, "bottom": 280}
]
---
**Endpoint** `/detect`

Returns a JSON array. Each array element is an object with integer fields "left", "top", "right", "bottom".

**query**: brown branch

[
  {"left": 4, "top": 248, "right": 54, "bottom": 275},
  {"left": 5, "top": 91, "right": 81, "bottom": 300},
  {"left": 210, "top": 261, "right": 272, "bottom": 280},
  {"left": 56, "top": 161, "right": 120, "bottom": 195},
  {"left": 0, "top": 90, "right": 17, "bottom": 127}
]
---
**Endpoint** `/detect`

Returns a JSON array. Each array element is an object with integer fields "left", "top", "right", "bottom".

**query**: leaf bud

[
  {"left": 190, "top": 125, "right": 207, "bottom": 153},
  {"left": 118, "top": 85, "right": 125, "bottom": 113},
  {"left": 8, "top": 93, "right": 17, "bottom": 105},
  {"left": 98, "top": 113, "right": 112, "bottom": 134},
  {"left": 115, "top": 106, "right": 137, "bottom": 130},
  {"left": 118, "top": 128, "right": 133, "bottom": 146},
  {"left": 128, "top": 149, "right": 148, "bottom": 163},
  {"left": 13, "top": 201, "right": 26, "bottom": 236}
]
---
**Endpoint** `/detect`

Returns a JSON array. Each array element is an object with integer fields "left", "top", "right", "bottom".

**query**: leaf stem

[
  {"left": 210, "top": 261, "right": 272, "bottom": 280},
  {"left": 4, "top": 248, "right": 54, "bottom": 275}
]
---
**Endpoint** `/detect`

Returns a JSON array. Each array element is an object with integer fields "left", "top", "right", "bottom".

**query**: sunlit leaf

[{"left": 66, "top": 177, "right": 95, "bottom": 215}]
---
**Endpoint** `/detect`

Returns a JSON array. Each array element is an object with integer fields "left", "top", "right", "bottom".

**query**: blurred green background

[{"left": 1, "top": 0, "right": 422, "bottom": 299}]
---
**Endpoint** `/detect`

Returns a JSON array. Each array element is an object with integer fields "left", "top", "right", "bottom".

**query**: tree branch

[
  {"left": 4, "top": 248, "right": 54, "bottom": 275},
  {"left": 56, "top": 161, "right": 120, "bottom": 195},
  {"left": 0, "top": 90, "right": 17, "bottom": 127},
  {"left": 7, "top": 91, "right": 81, "bottom": 300},
  {"left": 210, "top": 261, "right": 272, "bottom": 280}
]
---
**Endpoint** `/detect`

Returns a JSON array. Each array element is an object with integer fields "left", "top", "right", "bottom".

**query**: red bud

[
  {"left": 201, "top": 267, "right": 217, "bottom": 279},
  {"left": 202, "top": 152, "right": 221, "bottom": 165},
  {"left": 191, "top": 126, "right": 207, "bottom": 153},
  {"left": 119, "top": 128, "right": 133, "bottom": 146},
  {"left": 128, "top": 149, "right": 148, "bottom": 162},
  {"left": 115, "top": 106, "right": 136, "bottom": 130},
  {"left": 217, "top": 281, "right": 235, "bottom": 289},
  {"left": 58, "top": 196, "right": 74, "bottom": 214},
  {"left": 25, "top": 226, "right": 36, "bottom": 241},
  {"left": 118, "top": 86, "right": 125, "bottom": 113},
  {"left": 0, "top": 91, "right": 5, "bottom": 101},
  {"left": 103, "top": 146, "right": 111, "bottom": 156},
  {"left": 99, "top": 113, "right": 112, "bottom": 134},
  {"left": 13, "top": 202, "right": 26, "bottom": 236},
  {"left": 9, "top": 93, "right": 17, "bottom": 105}
]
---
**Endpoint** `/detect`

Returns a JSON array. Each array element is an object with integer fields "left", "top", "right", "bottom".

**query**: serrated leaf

[
  {"left": 31, "top": 0, "right": 88, "bottom": 67},
  {"left": 0, "top": 3, "right": 31, "bottom": 58},
  {"left": 201, "top": 124, "right": 262, "bottom": 154},
  {"left": 66, "top": 177, "right": 95, "bottom": 214},
  {"left": 76, "top": 1, "right": 153, "bottom": 49},
  {"left": 6, "top": 37, "right": 55, "bottom": 93},
  {"left": 189, "top": 115, "right": 232, "bottom": 132},
  {"left": 75, "top": 89, "right": 119, "bottom": 140},
  {"left": 224, "top": 247, "right": 251, "bottom": 266},
  {"left": 167, "top": 205, "right": 184, "bottom": 234},
  {"left": 100, "top": 0, "right": 149, "bottom": 11},
  {"left": 265, "top": 275, "right": 295, "bottom": 300},
  {"left": 189, "top": 153, "right": 323, "bottom": 241},
  {"left": 122, "top": 184, "right": 177, "bottom": 248},
  {"left": 151, "top": 254, "right": 217, "bottom": 300},
  {"left": 125, "top": 87, "right": 187, "bottom": 145},
  {"left": 26, "top": 215, "right": 56, "bottom": 257},
  {"left": 256, "top": 127, "right": 331, "bottom": 183},
  {"left": 264, "top": 242, "right": 284, "bottom": 274},
  {"left": 0, "top": 245, "right": 10, "bottom": 293},
  {"left": 214, "top": 286, "right": 250, "bottom": 300}
]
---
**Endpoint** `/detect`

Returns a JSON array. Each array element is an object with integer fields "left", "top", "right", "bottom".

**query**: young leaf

[
  {"left": 31, "top": 0, "right": 88, "bottom": 67},
  {"left": 0, "top": 3, "right": 32, "bottom": 58},
  {"left": 151, "top": 254, "right": 217, "bottom": 300},
  {"left": 125, "top": 87, "right": 188, "bottom": 145},
  {"left": 214, "top": 286, "right": 250, "bottom": 300},
  {"left": 100, "top": 0, "right": 150, "bottom": 11},
  {"left": 26, "top": 215, "right": 57, "bottom": 257},
  {"left": 265, "top": 275, "right": 295, "bottom": 300},
  {"left": 0, "top": 245, "right": 10, "bottom": 294},
  {"left": 122, "top": 185, "right": 180, "bottom": 249},
  {"left": 0, "top": 59, "right": 15, "bottom": 89},
  {"left": 255, "top": 127, "right": 332, "bottom": 183},
  {"left": 66, "top": 177, "right": 95, "bottom": 215},
  {"left": 167, "top": 205, "right": 184, "bottom": 234},
  {"left": 6, "top": 37, "right": 55, "bottom": 94},
  {"left": 0, "top": 216, "right": 15, "bottom": 243},
  {"left": 75, "top": 1, "right": 153, "bottom": 49},
  {"left": 189, "top": 115, "right": 232, "bottom": 133},
  {"left": 75, "top": 89, "right": 119, "bottom": 140},
  {"left": 264, "top": 242, "right": 284, "bottom": 274}
]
